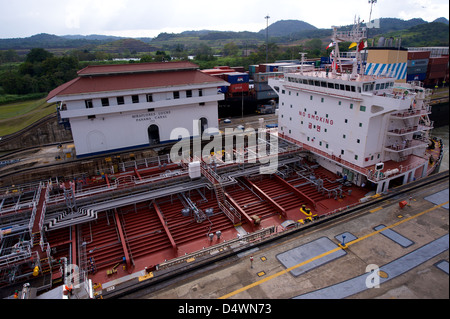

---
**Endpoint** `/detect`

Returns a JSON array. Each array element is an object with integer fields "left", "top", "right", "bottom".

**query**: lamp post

[{"left": 265, "top": 15, "right": 270, "bottom": 63}]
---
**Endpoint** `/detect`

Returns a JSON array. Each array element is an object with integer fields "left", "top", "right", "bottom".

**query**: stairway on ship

[
  {"left": 250, "top": 175, "right": 305, "bottom": 211},
  {"left": 80, "top": 212, "right": 124, "bottom": 270},
  {"left": 118, "top": 202, "right": 173, "bottom": 260},
  {"left": 225, "top": 180, "right": 277, "bottom": 220},
  {"left": 155, "top": 190, "right": 235, "bottom": 247}
]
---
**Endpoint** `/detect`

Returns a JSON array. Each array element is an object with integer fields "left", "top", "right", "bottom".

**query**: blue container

[
  {"left": 226, "top": 72, "right": 249, "bottom": 84},
  {"left": 407, "top": 73, "right": 426, "bottom": 81}
]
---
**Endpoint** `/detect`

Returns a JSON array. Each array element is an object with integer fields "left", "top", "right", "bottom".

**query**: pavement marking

[
  {"left": 218, "top": 200, "right": 449, "bottom": 299},
  {"left": 294, "top": 234, "right": 449, "bottom": 299},
  {"left": 373, "top": 224, "right": 414, "bottom": 248},
  {"left": 369, "top": 206, "right": 383, "bottom": 213}
]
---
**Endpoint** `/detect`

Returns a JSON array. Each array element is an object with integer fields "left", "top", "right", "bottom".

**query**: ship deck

[{"left": 0, "top": 133, "right": 443, "bottom": 296}]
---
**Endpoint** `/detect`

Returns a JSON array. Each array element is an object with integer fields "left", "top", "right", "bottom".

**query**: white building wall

[{"left": 69, "top": 101, "right": 218, "bottom": 156}]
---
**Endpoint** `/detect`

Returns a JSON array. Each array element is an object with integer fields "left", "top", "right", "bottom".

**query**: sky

[{"left": 0, "top": 0, "right": 448, "bottom": 38}]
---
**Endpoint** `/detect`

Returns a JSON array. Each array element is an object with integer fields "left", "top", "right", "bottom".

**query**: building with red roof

[{"left": 47, "top": 61, "right": 229, "bottom": 157}]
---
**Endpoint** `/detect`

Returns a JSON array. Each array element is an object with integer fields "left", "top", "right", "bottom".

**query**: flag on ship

[
  {"left": 349, "top": 42, "right": 357, "bottom": 49},
  {"left": 358, "top": 40, "right": 367, "bottom": 51},
  {"left": 326, "top": 42, "right": 334, "bottom": 50}
]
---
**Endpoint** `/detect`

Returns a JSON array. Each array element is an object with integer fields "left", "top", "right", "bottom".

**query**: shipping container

[
  {"left": 256, "top": 89, "right": 278, "bottom": 100},
  {"left": 427, "top": 71, "right": 447, "bottom": 79},
  {"left": 248, "top": 65, "right": 259, "bottom": 75},
  {"left": 232, "top": 66, "right": 245, "bottom": 72},
  {"left": 407, "top": 73, "right": 426, "bottom": 81},
  {"left": 225, "top": 72, "right": 249, "bottom": 84},
  {"left": 253, "top": 72, "right": 283, "bottom": 83},
  {"left": 407, "top": 59, "right": 429, "bottom": 67},
  {"left": 428, "top": 64, "right": 447, "bottom": 73},
  {"left": 407, "top": 65, "right": 428, "bottom": 74},
  {"left": 228, "top": 83, "right": 249, "bottom": 93},
  {"left": 428, "top": 57, "right": 449, "bottom": 65},
  {"left": 201, "top": 68, "right": 236, "bottom": 76},
  {"left": 218, "top": 86, "right": 228, "bottom": 93},
  {"left": 255, "top": 83, "right": 272, "bottom": 91},
  {"left": 407, "top": 51, "right": 431, "bottom": 60}
]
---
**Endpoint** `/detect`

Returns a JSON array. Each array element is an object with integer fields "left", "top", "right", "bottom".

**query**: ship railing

[
  {"left": 387, "top": 126, "right": 419, "bottom": 135},
  {"left": 158, "top": 226, "right": 275, "bottom": 270},
  {"left": 0, "top": 241, "right": 32, "bottom": 270},
  {"left": 390, "top": 108, "right": 429, "bottom": 118}
]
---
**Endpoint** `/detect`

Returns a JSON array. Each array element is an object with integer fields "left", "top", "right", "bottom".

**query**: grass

[{"left": 0, "top": 98, "right": 56, "bottom": 136}]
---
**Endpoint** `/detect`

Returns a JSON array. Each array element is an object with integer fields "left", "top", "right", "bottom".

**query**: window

[
  {"left": 328, "top": 82, "right": 334, "bottom": 89},
  {"left": 87, "top": 115, "right": 95, "bottom": 119},
  {"left": 146, "top": 94, "right": 153, "bottom": 102},
  {"left": 341, "top": 150, "right": 344, "bottom": 155},
  {"left": 321, "top": 81, "right": 327, "bottom": 87},
  {"left": 282, "top": 90, "right": 285, "bottom": 94},
  {"left": 343, "top": 134, "right": 346, "bottom": 139},
  {"left": 198, "top": 89, "right": 203, "bottom": 97},
  {"left": 314, "top": 81, "right": 320, "bottom": 86},
  {"left": 344, "top": 119, "right": 348, "bottom": 123},
  {"left": 321, "top": 98, "right": 324, "bottom": 103},
  {"left": 173, "top": 91, "right": 180, "bottom": 99},
  {"left": 147, "top": 108, "right": 155, "bottom": 112},
  {"left": 357, "top": 139, "right": 360, "bottom": 143},
  {"left": 310, "top": 96, "right": 313, "bottom": 100},
  {"left": 132, "top": 95, "right": 139, "bottom": 103},
  {"left": 355, "top": 155, "right": 358, "bottom": 160},
  {"left": 117, "top": 96, "right": 124, "bottom": 105},
  {"left": 85, "top": 100, "right": 93, "bottom": 108},
  {"left": 338, "top": 101, "right": 342, "bottom": 105},
  {"left": 186, "top": 90, "right": 192, "bottom": 98},
  {"left": 326, "top": 144, "right": 329, "bottom": 149},
  {"left": 101, "top": 98, "right": 109, "bottom": 107},
  {"left": 350, "top": 103, "right": 353, "bottom": 109},
  {"left": 340, "top": 84, "right": 345, "bottom": 91},
  {"left": 360, "top": 105, "right": 366, "bottom": 112},
  {"left": 359, "top": 123, "right": 363, "bottom": 127}
]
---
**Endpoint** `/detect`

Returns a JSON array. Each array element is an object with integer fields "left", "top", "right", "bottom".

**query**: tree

[
  {"left": 223, "top": 42, "right": 239, "bottom": 57},
  {"left": 25, "top": 48, "right": 53, "bottom": 63}
]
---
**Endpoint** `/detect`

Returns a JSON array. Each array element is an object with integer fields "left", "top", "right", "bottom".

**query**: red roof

[
  {"left": 77, "top": 61, "right": 198, "bottom": 76},
  {"left": 47, "top": 67, "right": 226, "bottom": 101}
]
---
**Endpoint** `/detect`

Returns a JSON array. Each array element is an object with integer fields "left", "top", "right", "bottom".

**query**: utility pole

[{"left": 265, "top": 15, "right": 270, "bottom": 63}]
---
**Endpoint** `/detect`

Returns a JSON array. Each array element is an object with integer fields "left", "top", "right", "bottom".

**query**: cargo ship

[{"left": 0, "top": 20, "right": 444, "bottom": 299}]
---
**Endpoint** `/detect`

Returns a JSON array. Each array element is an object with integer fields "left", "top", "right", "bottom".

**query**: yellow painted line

[
  {"left": 369, "top": 206, "right": 383, "bottom": 213},
  {"left": 219, "top": 200, "right": 449, "bottom": 299}
]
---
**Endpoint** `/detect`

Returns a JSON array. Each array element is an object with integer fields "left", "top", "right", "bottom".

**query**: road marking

[
  {"left": 219, "top": 200, "right": 448, "bottom": 299},
  {"left": 369, "top": 206, "right": 383, "bottom": 213}
]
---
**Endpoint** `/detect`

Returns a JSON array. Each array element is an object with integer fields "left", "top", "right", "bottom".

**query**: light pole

[{"left": 265, "top": 15, "right": 270, "bottom": 63}]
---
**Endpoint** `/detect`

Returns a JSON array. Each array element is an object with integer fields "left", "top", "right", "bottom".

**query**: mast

[{"left": 331, "top": 17, "right": 367, "bottom": 76}]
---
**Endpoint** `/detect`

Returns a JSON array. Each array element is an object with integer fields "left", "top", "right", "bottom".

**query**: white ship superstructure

[{"left": 270, "top": 20, "right": 435, "bottom": 194}]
